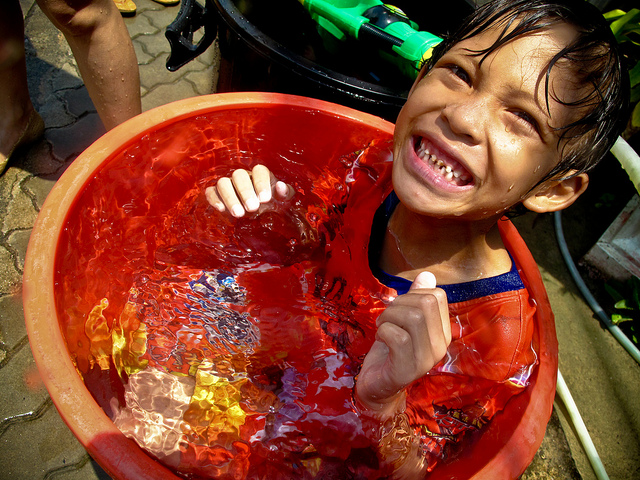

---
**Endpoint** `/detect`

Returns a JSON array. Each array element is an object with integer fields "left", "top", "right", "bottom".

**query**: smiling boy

[{"left": 206, "top": 0, "right": 628, "bottom": 476}]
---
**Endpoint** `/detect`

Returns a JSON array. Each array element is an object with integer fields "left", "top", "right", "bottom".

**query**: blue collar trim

[{"left": 369, "top": 192, "right": 524, "bottom": 302}]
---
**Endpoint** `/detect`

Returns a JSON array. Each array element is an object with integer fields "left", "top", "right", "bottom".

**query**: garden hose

[{"left": 553, "top": 210, "right": 640, "bottom": 365}]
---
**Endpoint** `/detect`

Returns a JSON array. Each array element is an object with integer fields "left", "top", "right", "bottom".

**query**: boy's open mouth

[{"left": 414, "top": 137, "right": 473, "bottom": 187}]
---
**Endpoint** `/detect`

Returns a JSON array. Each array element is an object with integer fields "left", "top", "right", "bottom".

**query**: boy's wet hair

[{"left": 425, "top": 0, "right": 630, "bottom": 183}]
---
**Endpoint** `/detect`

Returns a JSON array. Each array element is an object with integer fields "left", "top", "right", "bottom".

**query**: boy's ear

[{"left": 522, "top": 172, "right": 589, "bottom": 213}]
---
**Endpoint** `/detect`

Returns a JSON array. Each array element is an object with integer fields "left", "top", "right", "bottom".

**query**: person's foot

[
  {"left": 152, "top": 0, "right": 180, "bottom": 5},
  {"left": 0, "top": 109, "right": 45, "bottom": 175},
  {"left": 114, "top": 0, "right": 136, "bottom": 15}
]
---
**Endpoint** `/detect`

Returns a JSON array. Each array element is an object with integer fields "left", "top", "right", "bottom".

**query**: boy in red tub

[{"left": 204, "top": 0, "right": 628, "bottom": 476}]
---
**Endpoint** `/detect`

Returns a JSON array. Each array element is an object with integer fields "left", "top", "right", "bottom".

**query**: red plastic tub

[{"left": 23, "top": 92, "right": 557, "bottom": 479}]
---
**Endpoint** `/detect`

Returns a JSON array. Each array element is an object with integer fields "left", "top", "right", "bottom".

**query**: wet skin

[
  {"left": 392, "top": 23, "right": 580, "bottom": 222},
  {"left": 385, "top": 23, "right": 585, "bottom": 285}
]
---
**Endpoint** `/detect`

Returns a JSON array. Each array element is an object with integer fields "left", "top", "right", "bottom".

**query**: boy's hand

[
  {"left": 205, "top": 164, "right": 294, "bottom": 217},
  {"left": 356, "top": 271, "right": 451, "bottom": 418}
]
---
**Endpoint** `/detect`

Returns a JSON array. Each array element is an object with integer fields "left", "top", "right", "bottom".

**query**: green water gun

[{"left": 298, "top": 0, "right": 442, "bottom": 79}]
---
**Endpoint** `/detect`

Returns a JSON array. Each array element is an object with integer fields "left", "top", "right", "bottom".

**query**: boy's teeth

[{"left": 415, "top": 139, "right": 471, "bottom": 185}]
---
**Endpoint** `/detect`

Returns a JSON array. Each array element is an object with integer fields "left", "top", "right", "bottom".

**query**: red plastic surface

[{"left": 23, "top": 93, "right": 557, "bottom": 479}]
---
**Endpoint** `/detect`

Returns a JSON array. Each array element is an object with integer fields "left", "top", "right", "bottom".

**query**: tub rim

[{"left": 22, "top": 92, "right": 556, "bottom": 479}]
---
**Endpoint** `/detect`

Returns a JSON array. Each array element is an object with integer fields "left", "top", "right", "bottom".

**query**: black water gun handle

[
  {"left": 165, "top": 0, "right": 217, "bottom": 72},
  {"left": 358, "top": 22, "right": 403, "bottom": 49}
]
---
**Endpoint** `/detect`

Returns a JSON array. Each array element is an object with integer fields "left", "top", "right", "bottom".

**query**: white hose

[
  {"left": 611, "top": 136, "right": 640, "bottom": 195},
  {"left": 556, "top": 369, "right": 610, "bottom": 480}
]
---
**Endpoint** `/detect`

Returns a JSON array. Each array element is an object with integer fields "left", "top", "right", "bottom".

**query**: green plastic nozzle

[{"left": 298, "top": 0, "right": 442, "bottom": 78}]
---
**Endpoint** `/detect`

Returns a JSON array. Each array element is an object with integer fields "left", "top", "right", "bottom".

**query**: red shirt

[{"left": 107, "top": 140, "right": 541, "bottom": 478}]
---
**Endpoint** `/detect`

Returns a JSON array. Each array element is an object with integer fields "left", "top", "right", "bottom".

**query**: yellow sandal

[
  {"left": 152, "top": 0, "right": 180, "bottom": 6},
  {"left": 114, "top": 0, "right": 137, "bottom": 16}
]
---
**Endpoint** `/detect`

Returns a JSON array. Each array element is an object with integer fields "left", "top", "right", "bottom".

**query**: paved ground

[{"left": 0, "top": 1, "right": 639, "bottom": 479}]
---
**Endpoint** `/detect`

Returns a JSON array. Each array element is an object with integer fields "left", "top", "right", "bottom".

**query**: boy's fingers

[
  {"left": 207, "top": 165, "right": 294, "bottom": 218},
  {"left": 439, "top": 298, "right": 452, "bottom": 344},
  {"left": 216, "top": 176, "right": 246, "bottom": 218},
  {"left": 275, "top": 180, "right": 295, "bottom": 200},
  {"left": 204, "top": 186, "right": 225, "bottom": 212},
  {"left": 252, "top": 165, "right": 273, "bottom": 203},
  {"left": 375, "top": 321, "right": 415, "bottom": 387},
  {"left": 410, "top": 271, "right": 437, "bottom": 290},
  {"left": 404, "top": 277, "right": 452, "bottom": 345},
  {"left": 231, "top": 169, "right": 260, "bottom": 212},
  {"left": 378, "top": 290, "right": 451, "bottom": 371}
]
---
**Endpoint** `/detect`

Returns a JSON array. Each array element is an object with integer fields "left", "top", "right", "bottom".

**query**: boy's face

[{"left": 392, "top": 23, "right": 581, "bottom": 221}]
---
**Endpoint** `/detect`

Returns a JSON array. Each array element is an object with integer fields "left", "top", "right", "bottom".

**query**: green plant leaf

[
  {"left": 631, "top": 83, "right": 640, "bottom": 104},
  {"left": 632, "top": 102, "right": 640, "bottom": 128},
  {"left": 605, "top": 282, "right": 625, "bottom": 303},
  {"left": 609, "top": 9, "right": 640, "bottom": 42},
  {"left": 614, "top": 299, "right": 635, "bottom": 310},
  {"left": 630, "top": 62, "right": 640, "bottom": 89},
  {"left": 612, "top": 313, "right": 634, "bottom": 324},
  {"left": 631, "top": 276, "right": 640, "bottom": 311}
]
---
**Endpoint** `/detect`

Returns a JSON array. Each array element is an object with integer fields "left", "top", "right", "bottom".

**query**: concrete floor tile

[
  {"left": 124, "top": 12, "right": 160, "bottom": 39},
  {"left": 143, "top": 3, "right": 182, "bottom": 31},
  {"left": 136, "top": 31, "right": 172, "bottom": 58},
  {"left": 38, "top": 94, "right": 78, "bottom": 130},
  {"left": 7, "top": 229, "right": 31, "bottom": 274},
  {"left": 46, "top": 114, "right": 106, "bottom": 162},
  {"left": 138, "top": 52, "right": 177, "bottom": 91},
  {"left": 22, "top": 175, "right": 56, "bottom": 211},
  {"left": 132, "top": 40, "right": 154, "bottom": 66},
  {"left": 0, "top": 247, "right": 22, "bottom": 295},
  {"left": 141, "top": 81, "right": 198, "bottom": 111},
  {"left": 19, "top": 0, "right": 36, "bottom": 17},
  {"left": 17, "top": 144, "right": 68, "bottom": 182},
  {"left": 0, "top": 171, "right": 39, "bottom": 235},
  {"left": 0, "top": 342, "right": 48, "bottom": 421},
  {"left": 183, "top": 69, "right": 216, "bottom": 96},
  {"left": 44, "top": 458, "right": 112, "bottom": 480},
  {"left": 0, "top": 399, "right": 99, "bottom": 480},
  {"left": 64, "top": 87, "right": 97, "bottom": 119},
  {"left": 0, "top": 294, "right": 28, "bottom": 351},
  {"left": 195, "top": 39, "right": 220, "bottom": 71},
  {"left": 134, "top": 0, "right": 166, "bottom": 14},
  {"left": 521, "top": 409, "right": 581, "bottom": 479},
  {"left": 49, "top": 64, "right": 83, "bottom": 92}
]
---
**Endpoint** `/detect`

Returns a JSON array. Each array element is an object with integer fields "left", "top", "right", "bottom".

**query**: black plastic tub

[{"left": 212, "top": 0, "right": 474, "bottom": 121}]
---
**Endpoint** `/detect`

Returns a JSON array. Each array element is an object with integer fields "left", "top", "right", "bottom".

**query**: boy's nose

[{"left": 440, "top": 98, "right": 486, "bottom": 145}]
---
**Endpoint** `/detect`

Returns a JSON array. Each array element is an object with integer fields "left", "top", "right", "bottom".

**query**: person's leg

[
  {"left": 0, "top": 0, "right": 43, "bottom": 172},
  {"left": 37, "top": 0, "right": 141, "bottom": 130}
]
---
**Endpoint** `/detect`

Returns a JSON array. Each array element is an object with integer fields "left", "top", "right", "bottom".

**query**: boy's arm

[
  {"left": 356, "top": 272, "right": 451, "bottom": 478},
  {"left": 205, "top": 164, "right": 294, "bottom": 217}
]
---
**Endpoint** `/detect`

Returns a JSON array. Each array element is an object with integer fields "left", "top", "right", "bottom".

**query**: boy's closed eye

[
  {"left": 446, "top": 64, "right": 473, "bottom": 86},
  {"left": 439, "top": 61, "right": 544, "bottom": 137},
  {"left": 510, "top": 110, "right": 542, "bottom": 135}
]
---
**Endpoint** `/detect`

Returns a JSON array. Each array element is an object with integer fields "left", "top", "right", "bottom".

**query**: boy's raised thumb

[{"left": 410, "top": 271, "right": 437, "bottom": 290}]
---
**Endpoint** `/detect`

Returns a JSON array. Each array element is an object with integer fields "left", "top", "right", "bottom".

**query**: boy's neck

[{"left": 379, "top": 203, "right": 512, "bottom": 285}]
